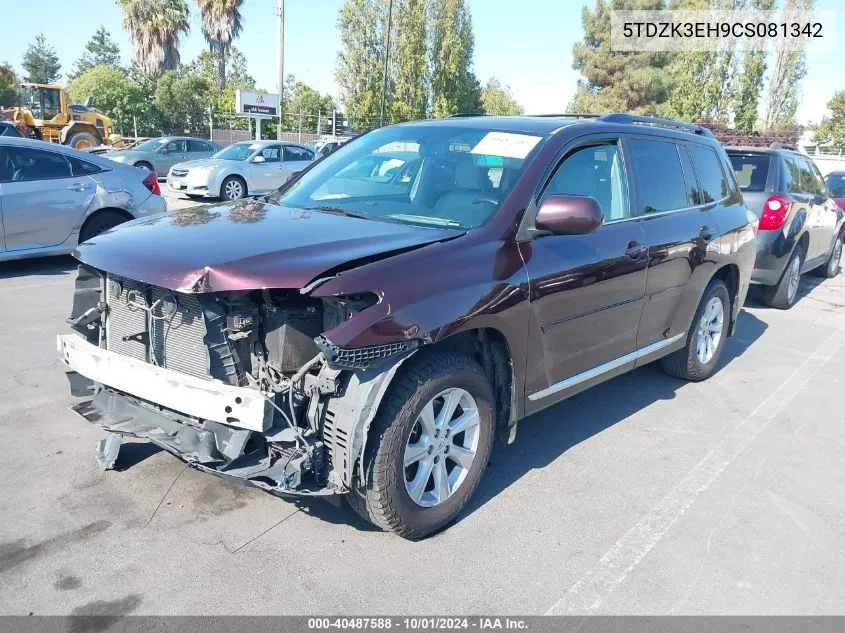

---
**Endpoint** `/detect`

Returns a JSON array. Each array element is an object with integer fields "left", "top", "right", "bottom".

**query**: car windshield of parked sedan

[
  {"left": 273, "top": 124, "right": 548, "bottom": 229},
  {"left": 212, "top": 142, "right": 259, "bottom": 161},
  {"left": 825, "top": 174, "right": 845, "bottom": 197},
  {"left": 130, "top": 138, "right": 169, "bottom": 152}
]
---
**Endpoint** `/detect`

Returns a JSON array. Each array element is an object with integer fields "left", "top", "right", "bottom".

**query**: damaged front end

[{"left": 60, "top": 265, "right": 418, "bottom": 496}]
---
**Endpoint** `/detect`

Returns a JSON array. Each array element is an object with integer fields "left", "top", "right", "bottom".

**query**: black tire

[
  {"left": 763, "top": 246, "right": 804, "bottom": 309},
  {"left": 79, "top": 210, "right": 129, "bottom": 243},
  {"left": 220, "top": 175, "right": 246, "bottom": 200},
  {"left": 65, "top": 131, "right": 99, "bottom": 150},
  {"left": 813, "top": 232, "right": 842, "bottom": 279},
  {"left": 660, "top": 279, "right": 731, "bottom": 382},
  {"left": 134, "top": 161, "right": 153, "bottom": 172},
  {"left": 347, "top": 352, "right": 495, "bottom": 539}
]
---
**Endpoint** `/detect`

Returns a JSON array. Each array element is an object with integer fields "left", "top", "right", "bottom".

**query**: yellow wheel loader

[{"left": 0, "top": 83, "right": 123, "bottom": 150}]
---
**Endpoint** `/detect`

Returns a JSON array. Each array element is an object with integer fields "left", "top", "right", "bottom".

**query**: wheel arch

[
  {"left": 78, "top": 207, "right": 134, "bottom": 243},
  {"left": 709, "top": 263, "right": 740, "bottom": 335}
]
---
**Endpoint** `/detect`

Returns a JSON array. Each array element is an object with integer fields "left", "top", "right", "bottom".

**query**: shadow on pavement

[
  {"left": 460, "top": 309, "right": 768, "bottom": 523},
  {"left": 0, "top": 255, "right": 77, "bottom": 280}
]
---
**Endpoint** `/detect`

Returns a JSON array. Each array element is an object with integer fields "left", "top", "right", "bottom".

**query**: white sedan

[{"left": 166, "top": 140, "right": 315, "bottom": 200}]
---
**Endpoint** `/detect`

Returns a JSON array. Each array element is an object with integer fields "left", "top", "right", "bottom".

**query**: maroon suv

[{"left": 60, "top": 114, "right": 756, "bottom": 538}]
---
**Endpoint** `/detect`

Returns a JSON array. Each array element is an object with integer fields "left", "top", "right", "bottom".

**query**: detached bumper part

[
  {"left": 315, "top": 335, "right": 419, "bottom": 370},
  {"left": 72, "top": 389, "right": 336, "bottom": 496}
]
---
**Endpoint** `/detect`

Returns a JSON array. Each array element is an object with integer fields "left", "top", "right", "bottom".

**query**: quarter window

[
  {"left": 629, "top": 138, "right": 689, "bottom": 214},
  {"left": 688, "top": 145, "right": 729, "bottom": 204},
  {"left": 797, "top": 157, "right": 823, "bottom": 195},
  {"left": 70, "top": 156, "right": 103, "bottom": 176},
  {"left": 543, "top": 142, "right": 631, "bottom": 221}
]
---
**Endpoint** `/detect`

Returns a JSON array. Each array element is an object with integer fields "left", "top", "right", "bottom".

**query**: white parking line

[{"left": 545, "top": 328, "right": 845, "bottom": 615}]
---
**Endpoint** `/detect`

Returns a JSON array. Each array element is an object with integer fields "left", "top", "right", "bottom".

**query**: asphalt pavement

[{"left": 0, "top": 225, "right": 843, "bottom": 615}]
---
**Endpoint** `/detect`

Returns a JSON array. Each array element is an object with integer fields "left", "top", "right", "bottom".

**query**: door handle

[
  {"left": 624, "top": 241, "right": 647, "bottom": 259},
  {"left": 65, "top": 183, "right": 90, "bottom": 192},
  {"left": 699, "top": 225, "right": 715, "bottom": 241}
]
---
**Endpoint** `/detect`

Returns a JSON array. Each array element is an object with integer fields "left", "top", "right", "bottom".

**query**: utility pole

[
  {"left": 277, "top": 0, "right": 285, "bottom": 140},
  {"left": 379, "top": 0, "right": 394, "bottom": 128}
]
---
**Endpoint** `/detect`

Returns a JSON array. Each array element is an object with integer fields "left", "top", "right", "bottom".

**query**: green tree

[
  {"left": 284, "top": 74, "right": 336, "bottom": 133},
  {"left": 569, "top": 0, "right": 672, "bottom": 114},
  {"left": 22, "top": 33, "right": 61, "bottom": 83},
  {"left": 118, "top": 0, "right": 191, "bottom": 77},
  {"left": 430, "top": 0, "right": 481, "bottom": 117},
  {"left": 154, "top": 70, "right": 213, "bottom": 134},
  {"left": 336, "top": 0, "right": 386, "bottom": 124},
  {"left": 390, "top": 0, "right": 429, "bottom": 122},
  {"left": 814, "top": 92, "right": 845, "bottom": 151},
  {"left": 480, "top": 78, "right": 523, "bottom": 115},
  {"left": 764, "top": 0, "right": 815, "bottom": 129},
  {"left": 195, "top": 0, "right": 244, "bottom": 91},
  {"left": 68, "top": 65, "right": 143, "bottom": 135},
  {"left": 0, "top": 62, "right": 17, "bottom": 107},
  {"left": 70, "top": 26, "right": 122, "bottom": 80}
]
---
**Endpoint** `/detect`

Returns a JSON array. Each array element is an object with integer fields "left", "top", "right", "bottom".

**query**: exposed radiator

[{"left": 105, "top": 275, "right": 213, "bottom": 381}]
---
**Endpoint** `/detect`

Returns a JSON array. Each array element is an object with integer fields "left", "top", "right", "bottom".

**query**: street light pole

[
  {"left": 379, "top": 0, "right": 394, "bottom": 128},
  {"left": 277, "top": 0, "right": 285, "bottom": 139}
]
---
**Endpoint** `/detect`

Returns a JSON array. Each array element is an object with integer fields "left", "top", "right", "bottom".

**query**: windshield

[
  {"left": 273, "top": 124, "right": 546, "bottom": 228},
  {"left": 728, "top": 153, "right": 770, "bottom": 192},
  {"left": 825, "top": 174, "right": 845, "bottom": 197},
  {"left": 132, "top": 138, "right": 169, "bottom": 152},
  {"left": 212, "top": 142, "right": 259, "bottom": 161}
]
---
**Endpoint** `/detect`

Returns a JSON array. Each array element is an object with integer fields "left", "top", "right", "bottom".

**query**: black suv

[{"left": 726, "top": 145, "right": 844, "bottom": 309}]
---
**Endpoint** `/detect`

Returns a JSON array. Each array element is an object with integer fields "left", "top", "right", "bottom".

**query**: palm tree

[
  {"left": 195, "top": 0, "right": 244, "bottom": 91},
  {"left": 117, "top": 0, "right": 191, "bottom": 77}
]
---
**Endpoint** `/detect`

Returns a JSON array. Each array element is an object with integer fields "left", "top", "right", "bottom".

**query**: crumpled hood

[{"left": 74, "top": 200, "right": 464, "bottom": 293}]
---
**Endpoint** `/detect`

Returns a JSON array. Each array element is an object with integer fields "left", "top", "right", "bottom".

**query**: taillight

[
  {"left": 142, "top": 171, "right": 161, "bottom": 196},
  {"left": 759, "top": 195, "right": 790, "bottom": 231}
]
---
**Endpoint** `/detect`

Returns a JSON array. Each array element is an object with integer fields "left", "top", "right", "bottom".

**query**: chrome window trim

[{"left": 527, "top": 331, "right": 687, "bottom": 401}]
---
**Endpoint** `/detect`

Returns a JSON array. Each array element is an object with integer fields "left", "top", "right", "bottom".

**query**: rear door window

[
  {"left": 784, "top": 156, "right": 802, "bottom": 194},
  {"left": 629, "top": 138, "right": 689, "bottom": 213},
  {"left": 284, "top": 146, "right": 315, "bottom": 162},
  {"left": 689, "top": 145, "right": 729, "bottom": 204},
  {"left": 188, "top": 140, "right": 211, "bottom": 152},
  {"left": 728, "top": 153, "right": 770, "bottom": 192},
  {"left": 797, "top": 157, "right": 824, "bottom": 196},
  {"left": 2, "top": 146, "right": 73, "bottom": 182}
]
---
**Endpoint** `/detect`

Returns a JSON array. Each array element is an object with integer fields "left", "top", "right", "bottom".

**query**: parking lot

[{"left": 1, "top": 231, "right": 844, "bottom": 615}]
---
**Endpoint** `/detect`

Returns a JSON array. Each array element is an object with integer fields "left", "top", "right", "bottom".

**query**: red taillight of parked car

[
  {"left": 142, "top": 171, "right": 161, "bottom": 196},
  {"left": 759, "top": 195, "right": 791, "bottom": 231}
]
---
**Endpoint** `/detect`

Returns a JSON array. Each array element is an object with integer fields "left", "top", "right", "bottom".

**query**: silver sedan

[
  {"left": 0, "top": 137, "right": 167, "bottom": 262},
  {"left": 166, "top": 140, "right": 315, "bottom": 200},
  {"left": 105, "top": 136, "right": 220, "bottom": 174}
]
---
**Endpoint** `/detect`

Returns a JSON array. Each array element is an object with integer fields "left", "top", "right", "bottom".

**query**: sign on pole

[{"left": 235, "top": 90, "right": 280, "bottom": 118}]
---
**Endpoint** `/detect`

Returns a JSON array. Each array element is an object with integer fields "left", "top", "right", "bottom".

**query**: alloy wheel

[
  {"left": 224, "top": 179, "right": 243, "bottom": 199},
  {"left": 403, "top": 388, "right": 481, "bottom": 508},
  {"left": 787, "top": 255, "right": 801, "bottom": 302},
  {"left": 695, "top": 296, "right": 724, "bottom": 364},
  {"left": 831, "top": 238, "right": 843, "bottom": 274}
]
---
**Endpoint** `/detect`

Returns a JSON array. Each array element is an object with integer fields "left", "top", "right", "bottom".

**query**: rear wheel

[
  {"left": 79, "top": 210, "right": 129, "bottom": 243},
  {"left": 220, "top": 176, "right": 246, "bottom": 200},
  {"left": 347, "top": 352, "right": 495, "bottom": 539},
  {"left": 764, "top": 246, "right": 803, "bottom": 309},
  {"left": 814, "top": 233, "right": 842, "bottom": 279},
  {"left": 65, "top": 131, "right": 99, "bottom": 150},
  {"left": 660, "top": 279, "right": 730, "bottom": 382}
]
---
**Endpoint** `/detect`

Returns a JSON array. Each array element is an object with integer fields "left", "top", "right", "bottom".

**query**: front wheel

[
  {"left": 660, "top": 279, "right": 730, "bottom": 382},
  {"left": 347, "top": 352, "right": 495, "bottom": 539},
  {"left": 220, "top": 175, "right": 246, "bottom": 200}
]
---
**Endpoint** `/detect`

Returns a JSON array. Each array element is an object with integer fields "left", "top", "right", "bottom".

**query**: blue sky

[{"left": 0, "top": 0, "right": 840, "bottom": 124}]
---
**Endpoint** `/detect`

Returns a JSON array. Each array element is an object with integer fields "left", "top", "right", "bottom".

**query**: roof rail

[
  {"left": 448, "top": 112, "right": 485, "bottom": 118},
  {"left": 598, "top": 113, "right": 715, "bottom": 138},
  {"left": 769, "top": 142, "right": 798, "bottom": 150},
  {"left": 530, "top": 113, "right": 600, "bottom": 119}
]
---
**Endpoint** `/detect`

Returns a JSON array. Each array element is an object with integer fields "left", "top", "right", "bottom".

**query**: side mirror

[
  {"left": 534, "top": 194, "right": 604, "bottom": 235},
  {"left": 252, "top": 155, "right": 266, "bottom": 164}
]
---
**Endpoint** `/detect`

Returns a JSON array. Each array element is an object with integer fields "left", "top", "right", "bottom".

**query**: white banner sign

[{"left": 235, "top": 90, "right": 280, "bottom": 118}]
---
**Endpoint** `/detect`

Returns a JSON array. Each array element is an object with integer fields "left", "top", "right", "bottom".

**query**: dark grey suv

[{"left": 727, "top": 146, "right": 844, "bottom": 309}]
